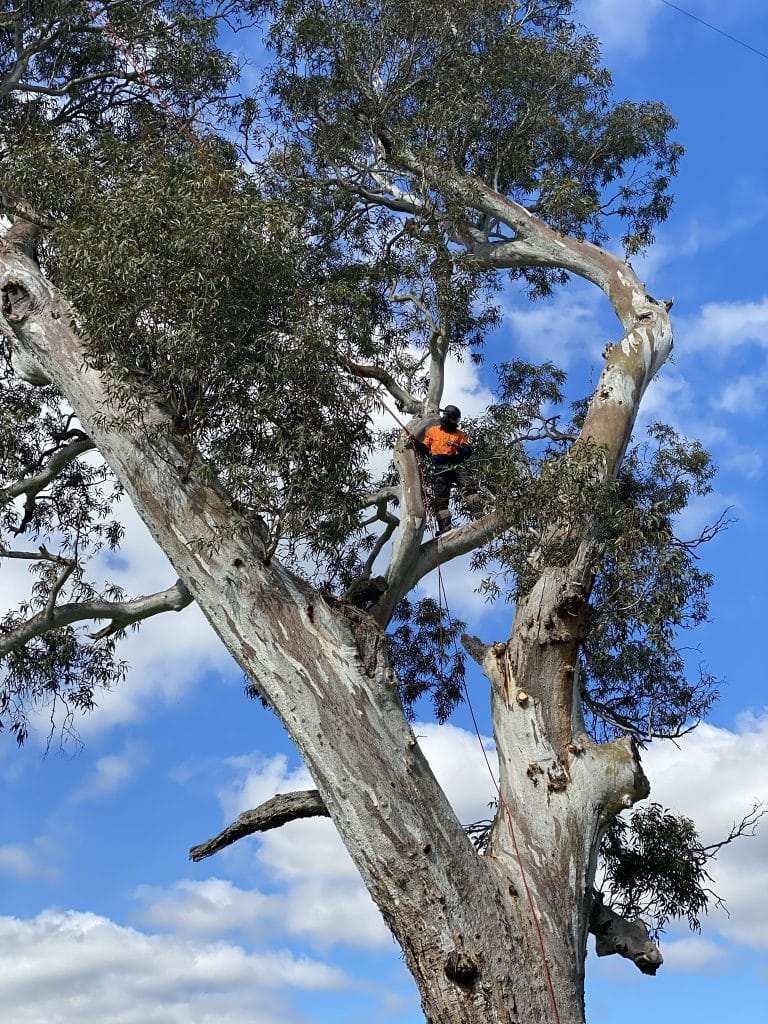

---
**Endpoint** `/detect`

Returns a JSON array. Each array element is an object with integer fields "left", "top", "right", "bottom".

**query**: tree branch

[
  {"left": 0, "top": 437, "right": 96, "bottom": 511},
  {"left": 589, "top": 891, "right": 663, "bottom": 975},
  {"left": 702, "top": 800, "right": 766, "bottom": 857},
  {"left": 342, "top": 355, "right": 422, "bottom": 414},
  {"left": 0, "top": 579, "right": 193, "bottom": 655},
  {"left": 189, "top": 789, "right": 329, "bottom": 861}
]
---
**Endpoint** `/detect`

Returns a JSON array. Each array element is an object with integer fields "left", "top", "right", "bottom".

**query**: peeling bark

[{"left": 1, "top": 191, "right": 674, "bottom": 1021}]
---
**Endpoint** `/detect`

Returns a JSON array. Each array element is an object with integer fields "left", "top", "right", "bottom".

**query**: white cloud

[
  {"left": 216, "top": 753, "right": 314, "bottom": 825},
  {"left": 634, "top": 198, "right": 768, "bottom": 286},
  {"left": 642, "top": 713, "right": 768, "bottom": 951},
  {"left": 134, "top": 878, "right": 277, "bottom": 937},
  {"left": 279, "top": 873, "right": 391, "bottom": 950},
  {"left": 679, "top": 296, "right": 768, "bottom": 355},
  {"left": 577, "top": 0, "right": 662, "bottom": 57},
  {"left": 715, "top": 368, "right": 768, "bottom": 415},
  {"left": 0, "top": 909, "right": 350, "bottom": 1024},
  {"left": 442, "top": 352, "right": 494, "bottom": 418},
  {"left": 723, "top": 447, "right": 763, "bottom": 480},
  {"left": 71, "top": 741, "right": 147, "bottom": 802},
  {"left": 0, "top": 837, "right": 61, "bottom": 883},
  {"left": 655, "top": 935, "right": 726, "bottom": 973},
  {"left": 412, "top": 547, "right": 497, "bottom": 618},
  {"left": 417, "top": 722, "right": 498, "bottom": 823},
  {"left": 500, "top": 284, "right": 606, "bottom": 369}
]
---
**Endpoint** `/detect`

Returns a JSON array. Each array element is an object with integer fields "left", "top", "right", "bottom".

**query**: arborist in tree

[{"left": 413, "top": 405, "right": 482, "bottom": 534}]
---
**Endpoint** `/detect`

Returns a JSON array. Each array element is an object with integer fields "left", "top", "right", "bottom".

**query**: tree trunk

[{"left": 1, "top": 240, "right": 662, "bottom": 1023}]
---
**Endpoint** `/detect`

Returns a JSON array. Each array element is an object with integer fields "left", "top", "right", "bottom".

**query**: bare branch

[
  {"left": 18, "top": 70, "right": 141, "bottom": 97},
  {"left": 44, "top": 555, "right": 76, "bottom": 622},
  {"left": 0, "top": 544, "right": 71, "bottom": 563},
  {"left": 0, "top": 438, "right": 96, "bottom": 510},
  {"left": 189, "top": 789, "right": 329, "bottom": 861},
  {"left": 343, "top": 356, "right": 422, "bottom": 415},
  {"left": 362, "top": 513, "right": 397, "bottom": 578},
  {"left": 703, "top": 801, "right": 766, "bottom": 857},
  {"left": 0, "top": 579, "right": 193, "bottom": 656},
  {"left": 359, "top": 485, "right": 400, "bottom": 511}
]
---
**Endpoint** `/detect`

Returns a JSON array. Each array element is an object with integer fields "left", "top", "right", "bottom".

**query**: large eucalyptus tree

[{"left": 1, "top": 3, "right": 728, "bottom": 1022}]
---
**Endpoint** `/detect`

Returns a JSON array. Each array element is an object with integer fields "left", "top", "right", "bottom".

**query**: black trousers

[{"left": 433, "top": 463, "right": 472, "bottom": 514}]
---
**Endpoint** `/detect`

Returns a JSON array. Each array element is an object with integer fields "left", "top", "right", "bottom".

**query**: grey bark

[
  {"left": 189, "top": 789, "right": 329, "bottom": 861},
  {"left": 1, "top": 204, "right": 668, "bottom": 1023}
]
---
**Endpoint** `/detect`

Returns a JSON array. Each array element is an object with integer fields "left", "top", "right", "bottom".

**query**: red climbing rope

[
  {"left": 86, "top": 2, "right": 211, "bottom": 161},
  {"left": 352, "top": 374, "right": 562, "bottom": 1024},
  {"left": 89, "top": 10, "right": 560, "bottom": 1013}
]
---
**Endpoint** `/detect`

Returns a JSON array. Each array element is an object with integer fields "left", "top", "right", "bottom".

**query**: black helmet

[{"left": 442, "top": 405, "right": 461, "bottom": 422}]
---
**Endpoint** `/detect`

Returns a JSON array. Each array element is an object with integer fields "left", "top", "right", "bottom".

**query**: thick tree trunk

[{"left": 1, "top": 239, "right": 665, "bottom": 1023}]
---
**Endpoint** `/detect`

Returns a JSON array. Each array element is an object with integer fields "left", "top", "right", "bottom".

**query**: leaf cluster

[
  {"left": 599, "top": 802, "right": 715, "bottom": 937},
  {"left": 466, "top": 365, "right": 720, "bottom": 741},
  {"left": 1, "top": 1, "right": 238, "bottom": 143},
  {"left": 260, "top": 0, "right": 681, "bottom": 255},
  {"left": 388, "top": 596, "right": 467, "bottom": 721},
  {"left": 583, "top": 424, "right": 720, "bottom": 740},
  {"left": 0, "top": 349, "right": 128, "bottom": 745}
]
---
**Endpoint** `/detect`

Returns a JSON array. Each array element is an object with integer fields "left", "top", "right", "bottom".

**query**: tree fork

[{"left": 0, "top": 245, "right": 585, "bottom": 1024}]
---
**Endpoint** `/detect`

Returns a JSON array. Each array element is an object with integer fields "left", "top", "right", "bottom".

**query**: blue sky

[{"left": 2, "top": 1, "right": 768, "bottom": 1021}]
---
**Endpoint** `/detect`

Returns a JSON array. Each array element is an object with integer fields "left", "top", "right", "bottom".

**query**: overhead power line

[{"left": 658, "top": 0, "right": 768, "bottom": 63}]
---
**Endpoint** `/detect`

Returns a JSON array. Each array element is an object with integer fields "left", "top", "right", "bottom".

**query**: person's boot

[{"left": 436, "top": 509, "right": 452, "bottom": 534}]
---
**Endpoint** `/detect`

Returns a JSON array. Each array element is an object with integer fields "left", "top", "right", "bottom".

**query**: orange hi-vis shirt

[{"left": 422, "top": 424, "right": 470, "bottom": 457}]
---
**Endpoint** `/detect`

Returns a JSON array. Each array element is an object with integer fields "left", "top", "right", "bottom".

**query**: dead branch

[{"left": 189, "top": 789, "right": 329, "bottom": 861}]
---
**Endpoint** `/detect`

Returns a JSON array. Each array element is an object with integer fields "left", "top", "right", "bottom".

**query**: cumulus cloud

[
  {"left": 134, "top": 878, "right": 277, "bottom": 938},
  {"left": 655, "top": 935, "right": 726, "bottom": 973},
  {"left": 71, "top": 741, "right": 147, "bottom": 802},
  {"left": 642, "top": 713, "right": 768, "bottom": 952},
  {"left": 500, "top": 283, "right": 606, "bottom": 369},
  {"left": 678, "top": 296, "right": 768, "bottom": 355},
  {"left": 216, "top": 753, "right": 315, "bottom": 825},
  {"left": 715, "top": 367, "right": 768, "bottom": 415},
  {"left": 0, "top": 909, "right": 350, "bottom": 1024}
]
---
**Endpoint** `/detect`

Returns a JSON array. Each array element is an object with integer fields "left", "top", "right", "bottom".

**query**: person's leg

[{"left": 433, "top": 469, "right": 454, "bottom": 533}]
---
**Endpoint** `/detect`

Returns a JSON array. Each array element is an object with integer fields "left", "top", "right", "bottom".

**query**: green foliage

[
  {"left": 0, "top": 347, "right": 128, "bottom": 744},
  {"left": 0, "top": 1, "right": 237, "bottom": 142},
  {"left": 50, "top": 144, "right": 377, "bottom": 548},
  {"left": 260, "top": 0, "right": 681, "bottom": 262},
  {"left": 388, "top": 597, "right": 466, "bottom": 721},
  {"left": 600, "top": 803, "right": 715, "bottom": 937},
  {"left": 583, "top": 424, "right": 720, "bottom": 740},
  {"left": 1, "top": 619, "right": 126, "bottom": 748},
  {"left": 468, "top": 367, "right": 719, "bottom": 741},
  {"left": 469, "top": 360, "right": 609, "bottom": 597}
]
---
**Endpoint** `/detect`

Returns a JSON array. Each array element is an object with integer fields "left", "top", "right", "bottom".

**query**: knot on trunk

[
  {"left": 444, "top": 949, "right": 479, "bottom": 989},
  {"left": 1, "top": 275, "right": 44, "bottom": 325},
  {"left": 554, "top": 580, "right": 590, "bottom": 637}
]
